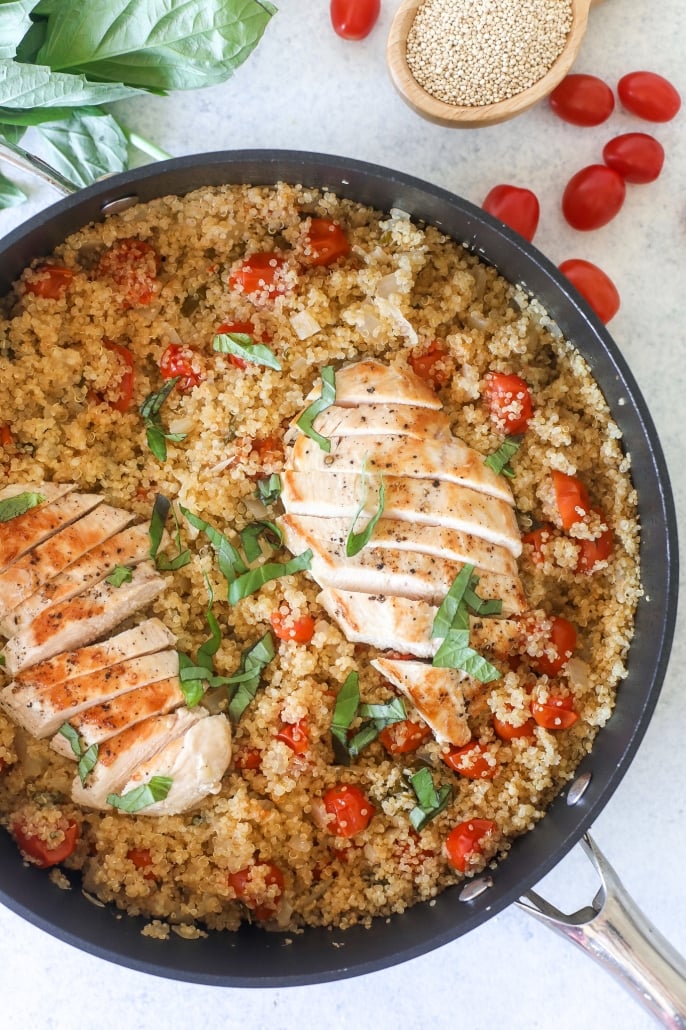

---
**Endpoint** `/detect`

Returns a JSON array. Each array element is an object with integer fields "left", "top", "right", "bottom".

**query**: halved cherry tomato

[
  {"left": 103, "top": 340, "right": 135, "bottom": 412},
  {"left": 97, "top": 238, "right": 159, "bottom": 308},
  {"left": 234, "top": 747, "right": 262, "bottom": 771},
  {"left": 0, "top": 424, "right": 12, "bottom": 447},
  {"left": 444, "top": 819, "right": 497, "bottom": 873},
  {"left": 228, "top": 253, "right": 287, "bottom": 298},
  {"left": 482, "top": 185, "right": 540, "bottom": 242},
  {"left": 302, "top": 218, "right": 350, "bottom": 266},
  {"left": 378, "top": 719, "right": 431, "bottom": 755},
  {"left": 531, "top": 694, "right": 579, "bottom": 730},
  {"left": 576, "top": 511, "right": 613, "bottom": 574},
  {"left": 24, "top": 264, "right": 75, "bottom": 299},
  {"left": 548, "top": 74, "right": 615, "bottom": 126},
  {"left": 559, "top": 259, "right": 620, "bottom": 324},
  {"left": 522, "top": 524, "right": 554, "bottom": 566},
  {"left": 270, "top": 605, "right": 316, "bottom": 643},
  {"left": 330, "top": 0, "right": 380, "bottom": 39},
  {"left": 617, "top": 71, "right": 681, "bottom": 122},
  {"left": 551, "top": 470, "right": 590, "bottom": 530},
  {"left": 443, "top": 741, "right": 498, "bottom": 779},
  {"left": 602, "top": 133, "right": 665, "bottom": 184},
  {"left": 562, "top": 165, "right": 626, "bottom": 231},
  {"left": 216, "top": 320, "right": 263, "bottom": 369},
  {"left": 251, "top": 433, "right": 284, "bottom": 472},
  {"left": 409, "top": 341, "right": 451, "bottom": 389},
  {"left": 126, "top": 847, "right": 156, "bottom": 880},
  {"left": 322, "top": 783, "right": 374, "bottom": 837},
  {"left": 531, "top": 616, "right": 577, "bottom": 677},
  {"left": 276, "top": 718, "right": 310, "bottom": 754},
  {"left": 12, "top": 818, "right": 79, "bottom": 868},
  {"left": 159, "top": 343, "right": 203, "bottom": 392},
  {"left": 228, "top": 862, "right": 285, "bottom": 921},
  {"left": 485, "top": 372, "right": 533, "bottom": 434},
  {"left": 492, "top": 712, "right": 536, "bottom": 742}
]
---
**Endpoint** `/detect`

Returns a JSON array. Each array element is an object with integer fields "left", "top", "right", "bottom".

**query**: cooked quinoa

[{"left": 0, "top": 182, "right": 640, "bottom": 932}]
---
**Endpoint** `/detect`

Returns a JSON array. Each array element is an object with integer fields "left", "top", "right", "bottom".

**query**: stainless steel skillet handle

[
  {"left": 517, "top": 833, "right": 686, "bottom": 1028},
  {"left": 0, "top": 138, "right": 79, "bottom": 196}
]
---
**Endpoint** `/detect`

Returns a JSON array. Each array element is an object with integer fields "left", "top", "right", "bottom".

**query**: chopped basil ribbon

[
  {"left": 180, "top": 505, "right": 247, "bottom": 582},
  {"left": 407, "top": 768, "right": 452, "bottom": 831},
  {"left": 484, "top": 438, "right": 521, "bottom": 479},
  {"left": 295, "top": 365, "right": 336, "bottom": 452},
  {"left": 0, "top": 491, "right": 45, "bottom": 523},
  {"left": 148, "top": 494, "right": 191, "bottom": 571},
  {"left": 227, "top": 549, "right": 312, "bottom": 605},
  {"left": 140, "top": 378, "right": 188, "bottom": 462},
  {"left": 106, "top": 565, "right": 133, "bottom": 587},
  {"left": 346, "top": 464, "right": 386, "bottom": 557},
  {"left": 228, "top": 632, "right": 276, "bottom": 722},
  {"left": 107, "top": 775, "right": 173, "bottom": 813},
  {"left": 331, "top": 670, "right": 361, "bottom": 764},
  {"left": 255, "top": 474, "right": 281, "bottom": 505},
  {"left": 58, "top": 723, "right": 98, "bottom": 785},
  {"left": 240, "top": 520, "right": 283, "bottom": 563},
  {"left": 0, "top": 654, "right": 5, "bottom": 667},
  {"left": 330, "top": 671, "right": 407, "bottom": 765},
  {"left": 431, "top": 564, "right": 474, "bottom": 639},
  {"left": 212, "top": 332, "right": 281, "bottom": 371},
  {"left": 431, "top": 564, "right": 502, "bottom": 683}
]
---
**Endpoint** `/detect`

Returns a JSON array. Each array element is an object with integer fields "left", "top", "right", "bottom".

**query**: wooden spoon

[{"left": 387, "top": 0, "right": 604, "bottom": 128}]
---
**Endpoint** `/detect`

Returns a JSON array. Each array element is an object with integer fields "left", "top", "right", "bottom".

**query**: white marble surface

[{"left": 1, "top": 2, "right": 685, "bottom": 1027}]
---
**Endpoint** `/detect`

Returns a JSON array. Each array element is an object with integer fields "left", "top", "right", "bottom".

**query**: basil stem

[
  {"left": 239, "top": 520, "right": 283, "bottom": 563},
  {"left": 295, "top": 365, "right": 336, "bottom": 453},
  {"left": 0, "top": 491, "right": 45, "bottom": 523},
  {"left": 407, "top": 768, "right": 452, "bottom": 831},
  {"left": 140, "top": 377, "right": 188, "bottom": 462},
  {"left": 213, "top": 332, "right": 281, "bottom": 371},
  {"left": 106, "top": 564, "right": 133, "bottom": 587},
  {"left": 227, "top": 549, "right": 312, "bottom": 605},
  {"left": 107, "top": 775, "right": 173, "bottom": 813},
  {"left": 484, "top": 438, "right": 521, "bottom": 479},
  {"left": 346, "top": 467, "right": 385, "bottom": 557}
]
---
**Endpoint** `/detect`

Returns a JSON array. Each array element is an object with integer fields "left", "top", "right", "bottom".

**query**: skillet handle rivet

[
  {"left": 101, "top": 195, "right": 140, "bottom": 217},
  {"left": 566, "top": 771, "right": 592, "bottom": 806},
  {"left": 458, "top": 876, "right": 494, "bottom": 902}
]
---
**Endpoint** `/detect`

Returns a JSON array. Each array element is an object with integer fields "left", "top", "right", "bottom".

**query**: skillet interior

[{"left": 0, "top": 151, "right": 678, "bottom": 986}]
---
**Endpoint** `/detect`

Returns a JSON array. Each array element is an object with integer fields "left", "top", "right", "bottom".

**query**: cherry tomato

[
  {"left": 0, "top": 424, "right": 12, "bottom": 447},
  {"left": 378, "top": 719, "right": 431, "bottom": 755},
  {"left": 617, "top": 71, "right": 681, "bottom": 122},
  {"left": 97, "top": 238, "right": 159, "bottom": 308},
  {"left": 531, "top": 616, "right": 577, "bottom": 677},
  {"left": 330, "top": 0, "right": 380, "bottom": 40},
  {"left": 444, "top": 819, "right": 497, "bottom": 873},
  {"left": 409, "top": 341, "right": 451, "bottom": 389},
  {"left": 551, "top": 470, "right": 590, "bottom": 530},
  {"left": 548, "top": 74, "right": 615, "bottom": 126},
  {"left": 485, "top": 372, "right": 534, "bottom": 434},
  {"left": 103, "top": 340, "right": 135, "bottom": 412},
  {"left": 602, "top": 133, "right": 665, "bottom": 184},
  {"left": 251, "top": 433, "right": 284, "bottom": 470},
  {"left": 443, "top": 741, "right": 498, "bottom": 780},
  {"left": 492, "top": 711, "right": 536, "bottom": 742},
  {"left": 521, "top": 524, "right": 554, "bottom": 566},
  {"left": 481, "top": 185, "right": 540, "bottom": 242},
  {"left": 322, "top": 783, "right": 374, "bottom": 837},
  {"left": 24, "top": 264, "right": 75, "bottom": 299},
  {"left": 576, "top": 510, "right": 613, "bottom": 574},
  {"left": 234, "top": 747, "right": 262, "bottom": 771},
  {"left": 126, "top": 847, "right": 156, "bottom": 880},
  {"left": 559, "top": 258, "right": 620, "bottom": 325},
  {"left": 276, "top": 718, "right": 310, "bottom": 754},
  {"left": 228, "top": 862, "right": 285, "bottom": 921},
  {"left": 302, "top": 218, "right": 350, "bottom": 266},
  {"left": 270, "top": 605, "right": 316, "bottom": 643},
  {"left": 531, "top": 694, "right": 579, "bottom": 730},
  {"left": 12, "top": 818, "right": 79, "bottom": 868},
  {"left": 228, "top": 252, "right": 287, "bottom": 298},
  {"left": 159, "top": 343, "right": 203, "bottom": 392},
  {"left": 562, "top": 165, "right": 626, "bottom": 231}
]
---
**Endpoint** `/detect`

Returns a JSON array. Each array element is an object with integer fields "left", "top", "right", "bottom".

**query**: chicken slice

[
  {"left": 289, "top": 433, "right": 515, "bottom": 505},
  {"left": 1, "top": 523, "right": 152, "bottom": 636},
  {"left": 371, "top": 657, "right": 471, "bottom": 746},
  {"left": 3, "top": 650, "right": 180, "bottom": 739},
  {"left": 305, "top": 359, "right": 443, "bottom": 410},
  {"left": 306, "top": 404, "right": 451, "bottom": 442},
  {"left": 0, "top": 504, "right": 134, "bottom": 621},
  {"left": 278, "top": 514, "right": 518, "bottom": 578},
  {"left": 280, "top": 514, "right": 526, "bottom": 613},
  {"left": 281, "top": 471, "right": 522, "bottom": 556},
  {"left": 0, "top": 491, "right": 102, "bottom": 573},
  {"left": 2, "top": 562, "right": 166, "bottom": 674},
  {"left": 115, "top": 714, "right": 232, "bottom": 816}
]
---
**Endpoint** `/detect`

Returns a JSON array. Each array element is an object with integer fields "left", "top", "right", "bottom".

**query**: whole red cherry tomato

[
  {"left": 561, "top": 165, "right": 626, "bottom": 231},
  {"left": 548, "top": 74, "right": 615, "bottom": 126},
  {"left": 559, "top": 259, "right": 620, "bottom": 324},
  {"left": 617, "top": 71, "right": 681, "bottom": 122},
  {"left": 602, "top": 133, "right": 665, "bottom": 184},
  {"left": 482, "top": 185, "right": 540, "bottom": 242},
  {"left": 330, "top": 0, "right": 380, "bottom": 40}
]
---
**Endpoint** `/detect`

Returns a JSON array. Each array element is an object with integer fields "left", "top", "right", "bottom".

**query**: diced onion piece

[
  {"left": 168, "top": 416, "right": 193, "bottom": 435},
  {"left": 290, "top": 311, "right": 321, "bottom": 340}
]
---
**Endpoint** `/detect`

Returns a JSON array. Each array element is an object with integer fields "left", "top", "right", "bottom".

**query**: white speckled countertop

[{"left": 1, "top": 2, "right": 685, "bottom": 1027}]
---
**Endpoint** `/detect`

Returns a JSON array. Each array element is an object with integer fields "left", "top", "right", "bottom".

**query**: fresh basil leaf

[
  {"left": 227, "top": 548, "right": 312, "bottom": 605},
  {"left": 213, "top": 332, "right": 281, "bottom": 371},
  {"left": 0, "top": 58, "right": 143, "bottom": 108},
  {"left": 177, "top": 651, "right": 206, "bottom": 708},
  {"left": 35, "top": 0, "right": 276, "bottom": 92},
  {"left": 358, "top": 697, "right": 407, "bottom": 727},
  {"left": 107, "top": 775, "right": 173, "bottom": 813},
  {"left": 0, "top": 1, "right": 39, "bottom": 60},
  {"left": 484, "top": 438, "right": 521, "bottom": 479},
  {"left": 239, "top": 520, "right": 282, "bottom": 563},
  {"left": 432, "top": 633, "right": 501, "bottom": 683},
  {"left": 463, "top": 586, "right": 502, "bottom": 617},
  {"left": 0, "top": 168, "right": 26, "bottom": 208},
  {"left": 78, "top": 743, "right": 98, "bottom": 785},
  {"left": 148, "top": 494, "right": 191, "bottom": 570},
  {"left": 295, "top": 365, "right": 336, "bottom": 453},
  {"left": 330, "top": 670, "right": 359, "bottom": 763},
  {"left": 407, "top": 768, "right": 452, "bottom": 831},
  {"left": 346, "top": 721, "right": 380, "bottom": 759},
  {"left": 106, "top": 564, "right": 133, "bottom": 587},
  {"left": 0, "top": 120, "right": 25, "bottom": 144},
  {"left": 13, "top": 13, "right": 46, "bottom": 63},
  {"left": 58, "top": 721, "right": 82, "bottom": 759},
  {"left": 227, "top": 631, "right": 275, "bottom": 722},
  {"left": 432, "top": 564, "right": 475, "bottom": 640},
  {"left": 346, "top": 468, "right": 385, "bottom": 557},
  {"left": 0, "top": 490, "right": 44, "bottom": 522},
  {"left": 35, "top": 107, "right": 128, "bottom": 187},
  {"left": 255, "top": 473, "right": 281, "bottom": 505},
  {"left": 140, "top": 378, "right": 187, "bottom": 463},
  {"left": 180, "top": 505, "right": 247, "bottom": 582}
]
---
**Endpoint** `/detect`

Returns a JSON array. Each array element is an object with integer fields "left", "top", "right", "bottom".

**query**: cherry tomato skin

[
  {"left": 551, "top": 470, "right": 590, "bottom": 530},
  {"left": 482, "top": 185, "right": 540, "bottom": 242},
  {"left": 576, "top": 511, "right": 613, "bottom": 574},
  {"left": 522, "top": 524, "right": 554, "bottom": 565},
  {"left": 12, "top": 819, "right": 79, "bottom": 868},
  {"left": 492, "top": 713, "right": 536, "bottom": 741},
  {"left": 617, "top": 71, "right": 681, "bottom": 122},
  {"left": 276, "top": 718, "right": 309, "bottom": 754},
  {"left": 562, "top": 165, "right": 626, "bottom": 231},
  {"left": 159, "top": 343, "right": 203, "bottom": 391},
  {"left": 302, "top": 218, "right": 350, "bottom": 266},
  {"left": 322, "top": 784, "right": 374, "bottom": 837},
  {"left": 409, "top": 341, "right": 451, "bottom": 389},
  {"left": 97, "top": 238, "right": 159, "bottom": 308},
  {"left": 444, "top": 819, "right": 497, "bottom": 873},
  {"left": 0, "top": 424, "right": 12, "bottom": 447},
  {"left": 103, "top": 340, "right": 135, "bottom": 412},
  {"left": 548, "top": 74, "right": 615, "bottom": 126},
  {"left": 531, "top": 695, "right": 579, "bottom": 730},
  {"left": 378, "top": 719, "right": 431, "bottom": 755},
  {"left": 229, "top": 253, "right": 287, "bottom": 298},
  {"left": 24, "top": 264, "right": 75, "bottom": 299},
  {"left": 485, "top": 372, "right": 534, "bottom": 434},
  {"left": 270, "top": 607, "right": 316, "bottom": 643},
  {"left": 559, "top": 259, "right": 620, "bottom": 324},
  {"left": 228, "top": 862, "right": 284, "bottom": 920},
  {"left": 234, "top": 747, "right": 262, "bottom": 771},
  {"left": 531, "top": 616, "right": 577, "bottom": 677},
  {"left": 330, "top": 0, "right": 380, "bottom": 40},
  {"left": 602, "top": 133, "right": 665, "bottom": 185},
  {"left": 443, "top": 741, "right": 498, "bottom": 779}
]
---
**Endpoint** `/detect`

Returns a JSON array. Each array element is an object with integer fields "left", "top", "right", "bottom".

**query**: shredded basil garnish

[
  {"left": 407, "top": 768, "right": 452, "bottom": 831},
  {"left": 295, "top": 365, "right": 336, "bottom": 453},
  {"left": 148, "top": 494, "right": 191, "bottom": 571},
  {"left": 58, "top": 723, "right": 99, "bottom": 785},
  {"left": 255, "top": 474, "right": 281, "bottom": 505},
  {"left": 432, "top": 564, "right": 475, "bottom": 640},
  {"left": 107, "top": 775, "right": 173, "bottom": 813},
  {"left": 330, "top": 671, "right": 407, "bottom": 765},
  {"left": 227, "top": 549, "right": 312, "bottom": 605},
  {"left": 228, "top": 632, "right": 276, "bottom": 722},
  {"left": 431, "top": 565, "right": 502, "bottom": 683},
  {"left": 240, "top": 520, "right": 283, "bottom": 563},
  {"left": 213, "top": 332, "right": 281, "bottom": 371},
  {"left": 331, "top": 671, "right": 361, "bottom": 765},
  {"left": 140, "top": 378, "right": 188, "bottom": 462},
  {"left": 484, "top": 438, "right": 521, "bottom": 479},
  {"left": 0, "top": 654, "right": 5, "bottom": 667},
  {"left": 106, "top": 565, "right": 133, "bottom": 587},
  {"left": 0, "top": 491, "right": 45, "bottom": 523},
  {"left": 346, "top": 464, "right": 386, "bottom": 557},
  {"left": 180, "top": 505, "right": 247, "bottom": 582}
]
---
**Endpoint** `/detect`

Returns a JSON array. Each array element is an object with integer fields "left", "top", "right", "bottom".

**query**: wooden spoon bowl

[{"left": 387, "top": 0, "right": 603, "bottom": 128}]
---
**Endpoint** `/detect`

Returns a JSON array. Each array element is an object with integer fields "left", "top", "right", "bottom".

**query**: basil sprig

[
  {"left": 431, "top": 564, "right": 501, "bottom": 683},
  {"left": 331, "top": 671, "right": 407, "bottom": 765},
  {"left": 106, "top": 564, "right": 133, "bottom": 587},
  {"left": 407, "top": 768, "right": 452, "bottom": 831},
  {"left": 346, "top": 463, "right": 385, "bottom": 557},
  {"left": 148, "top": 494, "right": 191, "bottom": 570},
  {"left": 213, "top": 332, "right": 281, "bottom": 371},
  {"left": 0, "top": 491, "right": 45, "bottom": 523},
  {"left": 140, "top": 378, "right": 188, "bottom": 462},
  {"left": 58, "top": 722, "right": 98, "bottom": 785},
  {"left": 295, "top": 365, "right": 336, "bottom": 453},
  {"left": 484, "top": 438, "right": 521, "bottom": 479},
  {"left": 107, "top": 775, "right": 173, "bottom": 813}
]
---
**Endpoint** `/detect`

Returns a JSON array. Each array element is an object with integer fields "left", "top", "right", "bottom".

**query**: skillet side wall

[{"left": 0, "top": 152, "right": 678, "bottom": 986}]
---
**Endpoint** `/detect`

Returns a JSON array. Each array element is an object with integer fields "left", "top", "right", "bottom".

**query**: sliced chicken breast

[
  {"left": 0, "top": 491, "right": 102, "bottom": 573},
  {"left": 304, "top": 359, "right": 443, "bottom": 410},
  {"left": 0, "top": 504, "right": 134, "bottom": 621},
  {"left": 2, "top": 562, "right": 166, "bottom": 674},
  {"left": 307, "top": 404, "right": 451, "bottom": 442},
  {"left": 371, "top": 657, "right": 471, "bottom": 746},
  {"left": 57, "top": 675, "right": 186, "bottom": 750}
]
